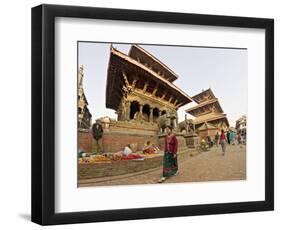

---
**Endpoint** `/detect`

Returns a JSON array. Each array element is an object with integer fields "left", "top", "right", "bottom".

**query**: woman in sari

[{"left": 158, "top": 125, "right": 178, "bottom": 183}]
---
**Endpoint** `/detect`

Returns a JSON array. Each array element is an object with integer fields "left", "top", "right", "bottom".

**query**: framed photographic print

[{"left": 31, "top": 4, "right": 274, "bottom": 225}]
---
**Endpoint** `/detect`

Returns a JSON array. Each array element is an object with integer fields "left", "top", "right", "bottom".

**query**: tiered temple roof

[
  {"left": 106, "top": 45, "right": 192, "bottom": 113},
  {"left": 186, "top": 98, "right": 223, "bottom": 117},
  {"left": 197, "top": 122, "right": 218, "bottom": 131},
  {"left": 128, "top": 45, "right": 178, "bottom": 82},
  {"left": 186, "top": 88, "right": 229, "bottom": 128},
  {"left": 192, "top": 113, "right": 228, "bottom": 126},
  {"left": 192, "top": 88, "right": 216, "bottom": 103}
]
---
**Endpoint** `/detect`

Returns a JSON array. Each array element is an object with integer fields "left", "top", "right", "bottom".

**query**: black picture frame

[{"left": 31, "top": 4, "right": 274, "bottom": 225}]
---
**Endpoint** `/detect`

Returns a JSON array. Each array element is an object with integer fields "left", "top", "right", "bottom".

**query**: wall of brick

[
  {"left": 79, "top": 130, "right": 189, "bottom": 153},
  {"left": 78, "top": 130, "right": 92, "bottom": 153},
  {"left": 78, "top": 130, "right": 159, "bottom": 153}
]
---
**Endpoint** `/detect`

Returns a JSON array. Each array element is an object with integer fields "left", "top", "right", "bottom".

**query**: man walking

[{"left": 91, "top": 119, "right": 104, "bottom": 154}]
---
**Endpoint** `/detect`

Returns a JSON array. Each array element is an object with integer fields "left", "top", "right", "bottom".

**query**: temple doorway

[
  {"left": 142, "top": 104, "right": 150, "bottom": 121},
  {"left": 153, "top": 108, "right": 160, "bottom": 122},
  {"left": 130, "top": 101, "right": 140, "bottom": 119}
]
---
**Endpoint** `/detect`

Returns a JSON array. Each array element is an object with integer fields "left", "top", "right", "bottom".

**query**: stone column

[{"left": 149, "top": 107, "right": 153, "bottom": 122}]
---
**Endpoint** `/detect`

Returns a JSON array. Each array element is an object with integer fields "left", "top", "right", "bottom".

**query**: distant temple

[
  {"left": 186, "top": 88, "right": 229, "bottom": 139},
  {"left": 78, "top": 65, "right": 92, "bottom": 130}
]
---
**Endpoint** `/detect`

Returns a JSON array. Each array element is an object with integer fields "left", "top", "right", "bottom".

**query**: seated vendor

[
  {"left": 152, "top": 144, "right": 159, "bottom": 152},
  {"left": 142, "top": 141, "right": 151, "bottom": 149},
  {"left": 111, "top": 144, "right": 144, "bottom": 160},
  {"left": 143, "top": 141, "right": 158, "bottom": 154}
]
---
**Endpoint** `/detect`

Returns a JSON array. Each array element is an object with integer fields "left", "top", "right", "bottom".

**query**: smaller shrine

[
  {"left": 197, "top": 122, "right": 218, "bottom": 139},
  {"left": 186, "top": 88, "right": 229, "bottom": 139}
]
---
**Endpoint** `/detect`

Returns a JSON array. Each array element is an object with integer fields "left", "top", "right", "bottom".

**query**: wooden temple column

[
  {"left": 149, "top": 107, "right": 153, "bottom": 122},
  {"left": 139, "top": 103, "right": 143, "bottom": 120}
]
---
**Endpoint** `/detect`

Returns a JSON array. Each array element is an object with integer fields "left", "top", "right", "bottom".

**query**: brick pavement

[{"left": 79, "top": 144, "right": 246, "bottom": 187}]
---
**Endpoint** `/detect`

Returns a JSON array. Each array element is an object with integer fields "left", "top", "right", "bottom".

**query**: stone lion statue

[{"left": 178, "top": 115, "right": 194, "bottom": 134}]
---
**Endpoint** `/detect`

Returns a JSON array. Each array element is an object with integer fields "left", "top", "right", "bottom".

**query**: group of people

[
  {"left": 213, "top": 130, "right": 244, "bottom": 155},
  {"left": 198, "top": 130, "right": 244, "bottom": 156}
]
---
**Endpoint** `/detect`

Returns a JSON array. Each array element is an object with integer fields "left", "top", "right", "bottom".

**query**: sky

[{"left": 78, "top": 42, "right": 247, "bottom": 127}]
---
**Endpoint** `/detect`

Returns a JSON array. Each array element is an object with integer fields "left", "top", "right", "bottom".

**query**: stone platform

[
  {"left": 79, "top": 154, "right": 163, "bottom": 180},
  {"left": 78, "top": 147, "right": 192, "bottom": 180}
]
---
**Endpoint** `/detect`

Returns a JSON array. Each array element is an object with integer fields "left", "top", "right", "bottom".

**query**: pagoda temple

[
  {"left": 78, "top": 65, "right": 92, "bottom": 130},
  {"left": 106, "top": 44, "right": 192, "bottom": 127},
  {"left": 102, "top": 44, "right": 193, "bottom": 152},
  {"left": 186, "top": 88, "right": 229, "bottom": 139}
]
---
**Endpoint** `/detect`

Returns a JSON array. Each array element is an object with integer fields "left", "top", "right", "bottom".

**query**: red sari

[{"left": 163, "top": 134, "right": 178, "bottom": 177}]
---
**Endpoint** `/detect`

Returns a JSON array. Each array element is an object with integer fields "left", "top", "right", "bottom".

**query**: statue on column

[{"left": 178, "top": 114, "right": 194, "bottom": 134}]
